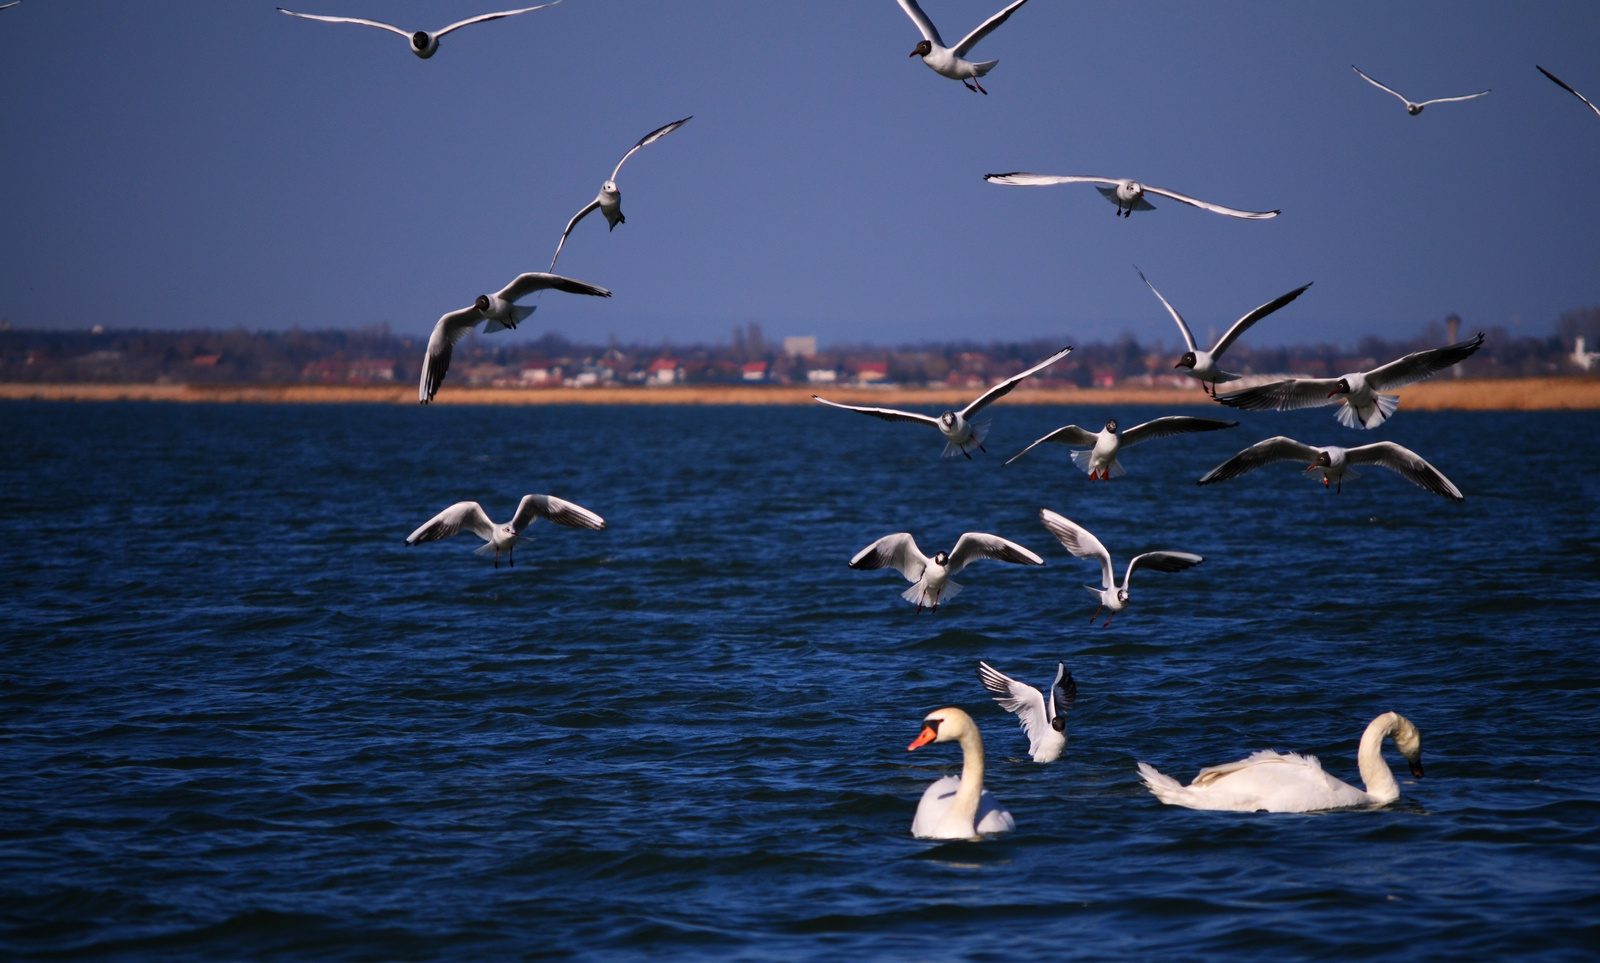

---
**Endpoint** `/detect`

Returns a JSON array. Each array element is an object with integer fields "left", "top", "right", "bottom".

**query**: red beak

[{"left": 907, "top": 726, "right": 937, "bottom": 751}]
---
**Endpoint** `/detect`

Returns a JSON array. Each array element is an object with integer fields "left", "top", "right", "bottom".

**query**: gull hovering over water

[
  {"left": 1351, "top": 65, "right": 1490, "bottom": 116},
  {"left": 1039, "top": 510, "right": 1201, "bottom": 628},
  {"left": 1198, "top": 437, "right": 1463, "bottom": 501},
  {"left": 985, "top": 173, "right": 1280, "bottom": 219},
  {"left": 1537, "top": 66, "right": 1600, "bottom": 120},
  {"left": 978, "top": 661, "right": 1075, "bottom": 763},
  {"left": 1136, "top": 268, "right": 1312, "bottom": 396},
  {"left": 849, "top": 532, "right": 1042, "bottom": 613},
  {"left": 549, "top": 117, "right": 693, "bottom": 271},
  {"left": 1215, "top": 333, "right": 1485, "bottom": 429},
  {"left": 896, "top": 0, "right": 1031, "bottom": 94},
  {"left": 419, "top": 272, "right": 611, "bottom": 404},
  {"left": 813, "top": 346, "right": 1072, "bottom": 458},
  {"left": 405, "top": 494, "right": 605, "bottom": 568},
  {"left": 1006, "top": 415, "right": 1237, "bottom": 479},
  {"left": 277, "top": 3, "right": 559, "bottom": 59}
]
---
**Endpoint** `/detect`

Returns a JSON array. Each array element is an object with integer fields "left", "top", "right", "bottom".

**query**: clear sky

[{"left": 1, "top": 1, "right": 1597, "bottom": 348}]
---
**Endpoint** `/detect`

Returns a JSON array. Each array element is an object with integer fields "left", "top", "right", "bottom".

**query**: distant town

[{"left": 1, "top": 308, "right": 1596, "bottom": 390}]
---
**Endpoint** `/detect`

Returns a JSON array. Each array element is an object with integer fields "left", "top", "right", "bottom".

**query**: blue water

[{"left": 3, "top": 400, "right": 1598, "bottom": 960}]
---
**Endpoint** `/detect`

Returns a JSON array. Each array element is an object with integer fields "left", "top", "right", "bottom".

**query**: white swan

[
  {"left": 908, "top": 707, "right": 1015, "bottom": 839},
  {"left": 1138, "top": 711, "right": 1425, "bottom": 813}
]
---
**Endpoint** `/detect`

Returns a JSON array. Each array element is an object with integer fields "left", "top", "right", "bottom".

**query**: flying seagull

[
  {"left": 849, "top": 531, "right": 1042, "bottom": 613},
  {"left": 549, "top": 117, "right": 693, "bottom": 271},
  {"left": 1537, "top": 66, "right": 1600, "bottom": 119},
  {"left": 896, "top": 0, "right": 1031, "bottom": 94},
  {"left": 277, "top": 2, "right": 558, "bottom": 59},
  {"left": 985, "top": 173, "right": 1279, "bottom": 219},
  {"left": 419, "top": 272, "right": 611, "bottom": 404},
  {"left": 813, "top": 345, "right": 1071, "bottom": 458},
  {"left": 1351, "top": 65, "right": 1489, "bottom": 116},
  {"left": 405, "top": 494, "right": 605, "bottom": 568},
  {"left": 1007, "top": 415, "right": 1237, "bottom": 479},
  {"left": 1214, "top": 333, "right": 1485, "bottom": 429},
  {"left": 1198, "top": 436, "right": 1463, "bottom": 500},
  {"left": 1136, "top": 268, "right": 1312, "bottom": 396},
  {"left": 1039, "top": 510, "right": 1201, "bottom": 628},
  {"left": 977, "top": 661, "right": 1076, "bottom": 763}
]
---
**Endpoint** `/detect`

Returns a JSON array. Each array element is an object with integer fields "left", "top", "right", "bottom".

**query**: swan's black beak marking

[{"left": 1409, "top": 760, "right": 1425, "bottom": 779}]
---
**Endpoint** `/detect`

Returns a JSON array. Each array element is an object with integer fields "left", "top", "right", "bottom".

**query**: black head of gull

[
  {"left": 939, "top": 411, "right": 957, "bottom": 428},
  {"left": 1104, "top": 418, "right": 1119, "bottom": 433},
  {"left": 1175, "top": 352, "right": 1197, "bottom": 370},
  {"left": 911, "top": 39, "right": 933, "bottom": 57},
  {"left": 931, "top": 551, "right": 950, "bottom": 566},
  {"left": 1329, "top": 378, "right": 1352, "bottom": 397}
]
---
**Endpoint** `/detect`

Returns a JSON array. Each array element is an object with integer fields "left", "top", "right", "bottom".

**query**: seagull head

[
  {"left": 1104, "top": 418, "right": 1119, "bottom": 433},
  {"left": 1328, "top": 378, "right": 1351, "bottom": 398},
  {"left": 602, "top": 180, "right": 619, "bottom": 197},
  {"left": 939, "top": 411, "right": 957, "bottom": 429},
  {"left": 1051, "top": 715, "right": 1066, "bottom": 733},
  {"left": 409, "top": 31, "right": 440, "bottom": 58},
  {"left": 931, "top": 551, "right": 950, "bottom": 567},
  {"left": 1407, "top": 103, "right": 1424, "bottom": 116},
  {"left": 1312, "top": 451, "right": 1333, "bottom": 469},
  {"left": 1116, "top": 588, "right": 1129, "bottom": 605},
  {"left": 910, "top": 39, "right": 933, "bottom": 58},
  {"left": 1175, "top": 352, "right": 1197, "bottom": 370}
]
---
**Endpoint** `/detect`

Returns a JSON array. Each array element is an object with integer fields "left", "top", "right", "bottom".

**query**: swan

[
  {"left": 908, "top": 707, "right": 1015, "bottom": 839},
  {"left": 1138, "top": 711, "right": 1425, "bottom": 813}
]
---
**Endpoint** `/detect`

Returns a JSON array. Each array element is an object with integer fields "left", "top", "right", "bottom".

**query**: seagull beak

[
  {"left": 1173, "top": 360, "right": 1184, "bottom": 368},
  {"left": 909, "top": 49, "right": 920, "bottom": 57},
  {"left": 907, "top": 726, "right": 937, "bottom": 751},
  {"left": 1326, "top": 389, "right": 1340, "bottom": 398}
]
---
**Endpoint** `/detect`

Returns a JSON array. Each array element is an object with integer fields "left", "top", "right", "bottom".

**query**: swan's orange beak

[{"left": 907, "top": 726, "right": 937, "bottom": 751}]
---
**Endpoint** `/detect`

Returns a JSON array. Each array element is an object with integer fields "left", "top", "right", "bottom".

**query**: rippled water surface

[{"left": 3, "top": 400, "right": 1598, "bottom": 960}]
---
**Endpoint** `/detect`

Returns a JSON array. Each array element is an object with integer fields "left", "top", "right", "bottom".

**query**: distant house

[
  {"left": 855, "top": 361, "right": 888, "bottom": 383},
  {"left": 742, "top": 361, "right": 768, "bottom": 382},
  {"left": 1092, "top": 368, "right": 1118, "bottom": 389},
  {"left": 347, "top": 359, "right": 396, "bottom": 382},
  {"left": 1573, "top": 337, "right": 1597, "bottom": 372},
  {"left": 648, "top": 358, "right": 680, "bottom": 384},
  {"left": 806, "top": 369, "right": 838, "bottom": 384},
  {"left": 783, "top": 336, "right": 817, "bottom": 358},
  {"left": 520, "top": 361, "right": 560, "bottom": 385},
  {"left": 191, "top": 354, "right": 222, "bottom": 367}
]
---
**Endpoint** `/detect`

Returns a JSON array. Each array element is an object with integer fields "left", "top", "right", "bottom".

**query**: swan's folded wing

[
  {"left": 1347, "top": 442, "right": 1464, "bottom": 501},
  {"left": 407, "top": 501, "right": 494, "bottom": 545},
  {"left": 849, "top": 532, "right": 927, "bottom": 582},
  {"left": 961, "top": 345, "right": 1072, "bottom": 419},
  {"left": 948, "top": 532, "right": 1044, "bottom": 575},
  {"left": 1120, "top": 416, "right": 1237, "bottom": 448},
  {"left": 951, "top": 0, "right": 1031, "bottom": 58},
  {"left": 1005, "top": 424, "right": 1098, "bottom": 465},
  {"left": 1214, "top": 378, "right": 1341, "bottom": 412},
  {"left": 1364, "top": 333, "right": 1484, "bottom": 392},
  {"left": 511, "top": 494, "right": 607, "bottom": 532},
  {"left": 977, "top": 661, "right": 1050, "bottom": 750},
  {"left": 1193, "top": 749, "right": 1319, "bottom": 786},
  {"left": 811, "top": 396, "right": 941, "bottom": 428},
  {"left": 1039, "top": 509, "right": 1113, "bottom": 588},
  {"left": 1198, "top": 436, "right": 1322, "bottom": 485}
]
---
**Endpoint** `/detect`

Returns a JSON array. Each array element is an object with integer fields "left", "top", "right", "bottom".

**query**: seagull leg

[
  {"left": 972, "top": 77, "right": 988, "bottom": 95},
  {"left": 1102, "top": 613, "right": 1114, "bottom": 628},
  {"left": 1090, "top": 605, "right": 1102, "bottom": 622},
  {"left": 961, "top": 446, "right": 972, "bottom": 460},
  {"left": 509, "top": 547, "right": 514, "bottom": 567},
  {"left": 494, "top": 550, "right": 499, "bottom": 570},
  {"left": 978, "top": 442, "right": 987, "bottom": 454},
  {"left": 963, "top": 79, "right": 977, "bottom": 92}
]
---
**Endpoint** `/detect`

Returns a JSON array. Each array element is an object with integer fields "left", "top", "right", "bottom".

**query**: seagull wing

[
  {"left": 1210, "top": 283, "right": 1313, "bottom": 357},
  {"left": 1135, "top": 266, "right": 1197, "bottom": 353},
  {"left": 1039, "top": 509, "right": 1114, "bottom": 590},
  {"left": 1198, "top": 436, "right": 1324, "bottom": 485},
  {"left": 436, "top": 2, "right": 558, "bottom": 37},
  {"left": 1124, "top": 551, "right": 1204, "bottom": 588},
  {"left": 510, "top": 494, "right": 607, "bottom": 532},
  {"left": 1049, "top": 663, "right": 1077, "bottom": 720},
  {"left": 849, "top": 532, "right": 929, "bottom": 583},
  {"left": 895, "top": 0, "right": 945, "bottom": 47},
  {"left": 811, "top": 395, "right": 941, "bottom": 428},
  {"left": 1004, "top": 424, "right": 1099, "bottom": 465},
  {"left": 1347, "top": 442, "right": 1464, "bottom": 501},
  {"left": 947, "top": 532, "right": 1044, "bottom": 576},
  {"left": 1214, "top": 378, "right": 1342, "bottom": 412},
  {"left": 406, "top": 501, "right": 495, "bottom": 545},
  {"left": 951, "top": 0, "right": 1031, "bottom": 58},
  {"left": 277, "top": 8, "right": 412, "bottom": 39},
  {"left": 1352, "top": 65, "right": 1412, "bottom": 106},
  {"left": 1119, "top": 416, "right": 1237, "bottom": 449},
  {"left": 419, "top": 305, "right": 484, "bottom": 403},
  {"left": 1538, "top": 66, "right": 1600, "bottom": 118},
  {"left": 549, "top": 199, "right": 602, "bottom": 271},
  {"left": 977, "top": 661, "right": 1051, "bottom": 754},
  {"left": 0, "top": 2, "right": 22, "bottom": 10},
  {"left": 611, "top": 116, "right": 692, "bottom": 181},
  {"left": 1415, "top": 90, "right": 1491, "bottom": 107},
  {"left": 497, "top": 272, "right": 613, "bottom": 302},
  {"left": 1141, "top": 184, "right": 1280, "bottom": 220},
  {"left": 984, "top": 172, "right": 1121, "bottom": 188},
  {"left": 1364, "top": 332, "right": 1484, "bottom": 391},
  {"left": 960, "top": 345, "right": 1072, "bottom": 418}
]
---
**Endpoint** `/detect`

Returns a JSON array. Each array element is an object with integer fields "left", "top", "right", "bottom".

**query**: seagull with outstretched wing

[
  {"left": 849, "top": 531, "right": 1042, "bottom": 613},
  {"left": 1537, "top": 65, "right": 1600, "bottom": 120},
  {"left": 1135, "top": 267, "right": 1312, "bottom": 396},
  {"left": 1007, "top": 415, "right": 1237, "bottom": 479},
  {"left": 277, "top": 2, "right": 558, "bottom": 59},
  {"left": 978, "top": 661, "right": 1076, "bottom": 762},
  {"left": 405, "top": 493, "right": 605, "bottom": 568},
  {"left": 1198, "top": 436, "right": 1463, "bottom": 500},
  {"left": 549, "top": 117, "right": 692, "bottom": 271},
  {"left": 1351, "top": 65, "right": 1490, "bottom": 116},
  {"left": 1039, "top": 510, "right": 1202, "bottom": 628},
  {"left": 985, "top": 172, "right": 1279, "bottom": 219},
  {"left": 896, "top": 0, "right": 1031, "bottom": 94}
]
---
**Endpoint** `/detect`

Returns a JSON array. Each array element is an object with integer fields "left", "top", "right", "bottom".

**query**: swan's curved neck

[
  {"left": 1356, "top": 713, "right": 1401, "bottom": 804},
  {"left": 950, "top": 726, "right": 986, "bottom": 831}
]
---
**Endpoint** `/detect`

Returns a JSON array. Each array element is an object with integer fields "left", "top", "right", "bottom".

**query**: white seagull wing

[
  {"left": 406, "top": 501, "right": 495, "bottom": 545},
  {"left": 1004, "top": 424, "right": 1099, "bottom": 465},
  {"left": 947, "top": 532, "right": 1044, "bottom": 576},
  {"left": 1415, "top": 90, "right": 1491, "bottom": 107},
  {"left": 977, "top": 661, "right": 1051, "bottom": 753},
  {"left": 610, "top": 116, "right": 692, "bottom": 181},
  {"left": 0, "top": 1, "right": 25, "bottom": 9},
  {"left": 1039, "top": 509, "right": 1114, "bottom": 590},
  {"left": 1119, "top": 416, "right": 1238, "bottom": 449},
  {"left": 1214, "top": 378, "right": 1343, "bottom": 413},
  {"left": 436, "top": 2, "right": 559, "bottom": 38},
  {"left": 1211, "top": 283, "right": 1313, "bottom": 357},
  {"left": 1141, "top": 184, "right": 1280, "bottom": 220},
  {"left": 1346, "top": 443, "right": 1464, "bottom": 501},
  {"left": 1364, "top": 332, "right": 1484, "bottom": 391},
  {"left": 1135, "top": 267, "right": 1197, "bottom": 353},
  {"left": 849, "top": 532, "right": 929, "bottom": 583},
  {"left": 419, "top": 305, "right": 484, "bottom": 404},
  {"left": 510, "top": 494, "right": 607, "bottom": 532},
  {"left": 497, "top": 272, "right": 613, "bottom": 302},
  {"left": 895, "top": 0, "right": 945, "bottom": 47},
  {"left": 1198, "top": 436, "right": 1324, "bottom": 485},
  {"left": 1124, "top": 551, "right": 1204, "bottom": 588},
  {"left": 960, "top": 345, "right": 1072, "bottom": 419},
  {"left": 1538, "top": 66, "right": 1600, "bottom": 118},
  {"left": 951, "top": 0, "right": 1031, "bottom": 58},
  {"left": 811, "top": 395, "right": 942, "bottom": 428},
  {"left": 1352, "top": 65, "right": 1413, "bottom": 106},
  {"left": 276, "top": 8, "right": 412, "bottom": 39},
  {"left": 984, "top": 172, "right": 1121, "bottom": 188},
  {"left": 549, "top": 199, "right": 602, "bottom": 271}
]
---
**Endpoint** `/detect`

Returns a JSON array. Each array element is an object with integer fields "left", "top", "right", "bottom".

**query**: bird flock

[{"left": 31, "top": 0, "right": 1583, "bottom": 841}]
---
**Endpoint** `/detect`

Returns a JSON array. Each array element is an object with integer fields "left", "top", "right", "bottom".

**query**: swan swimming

[{"left": 908, "top": 707, "right": 1015, "bottom": 839}]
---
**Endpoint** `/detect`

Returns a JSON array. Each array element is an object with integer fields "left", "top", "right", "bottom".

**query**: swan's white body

[
  {"left": 405, "top": 494, "right": 605, "bottom": 567},
  {"left": 978, "top": 661, "right": 1075, "bottom": 762},
  {"left": 549, "top": 117, "right": 692, "bottom": 271},
  {"left": 849, "top": 532, "right": 1043, "bottom": 613},
  {"left": 1006, "top": 415, "right": 1236, "bottom": 479},
  {"left": 908, "top": 707, "right": 1015, "bottom": 839},
  {"left": 277, "top": 3, "right": 557, "bottom": 59},
  {"left": 1039, "top": 509, "right": 1202, "bottom": 627},
  {"left": 1138, "top": 712, "right": 1425, "bottom": 813},
  {"left": 896, "top": 0, "right": 1031, "bottom": 94}
]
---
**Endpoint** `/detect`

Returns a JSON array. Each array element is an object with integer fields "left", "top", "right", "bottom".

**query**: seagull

[
  {"left": 1198, "top": 436, "right": 1463, "bottom": 501},
  {"left": 1006, "top": 415, "right": 1237, "bottom": 479},
  {"left": 977, "top": 661, "right": 1076, "bottom": 763},
  {"left": 1039, "top": 510, "right": 1201, "bottom": 628},
  {"left": 277, "top": 3, "right": 558, "bottom": 59},
  {"left": 0, "top": 2, "right": 23, "bottom": 10},
  {"left": 896, "top": 0, "right": 1031, "bottom": 94},
  {"left": 1537, "top": 66, "right": 1600, "bottom": 119},
  {"left": 984, "top": 173, "right": 1280, "bottom": 219},
  {"left": 549, "top": 117, "right": 693, "bottom": 272},
  {"left": 813, "top": 346, "right": 1072, "bottom": 458},
  {"left": 1136, "top": 268, "right": 1312, "bottom": 396},
  {"left": 1214, "top": 332, "right": 1485, "bottom": 429},
  {"left": 419, "top": 272, "right": 611, "bottom": 404},
  {"left": 405, "top": 494, "right": 605, "bottom": 568},
  {"left": 1351, "top": 65, "right": 1490, "bottom": 116},
  {"left": 849, "top": 532, "right": 1043, "bottom": 613}
]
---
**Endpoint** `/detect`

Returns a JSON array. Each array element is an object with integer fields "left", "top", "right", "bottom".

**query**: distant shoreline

[{"left": 2, "top": 378, "right": 1599, "bottom": 410}]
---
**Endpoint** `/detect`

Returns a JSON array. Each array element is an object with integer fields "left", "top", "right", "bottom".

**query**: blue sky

[{"left": 1, "top": 1, "right": 1596, "bottom": 348}]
